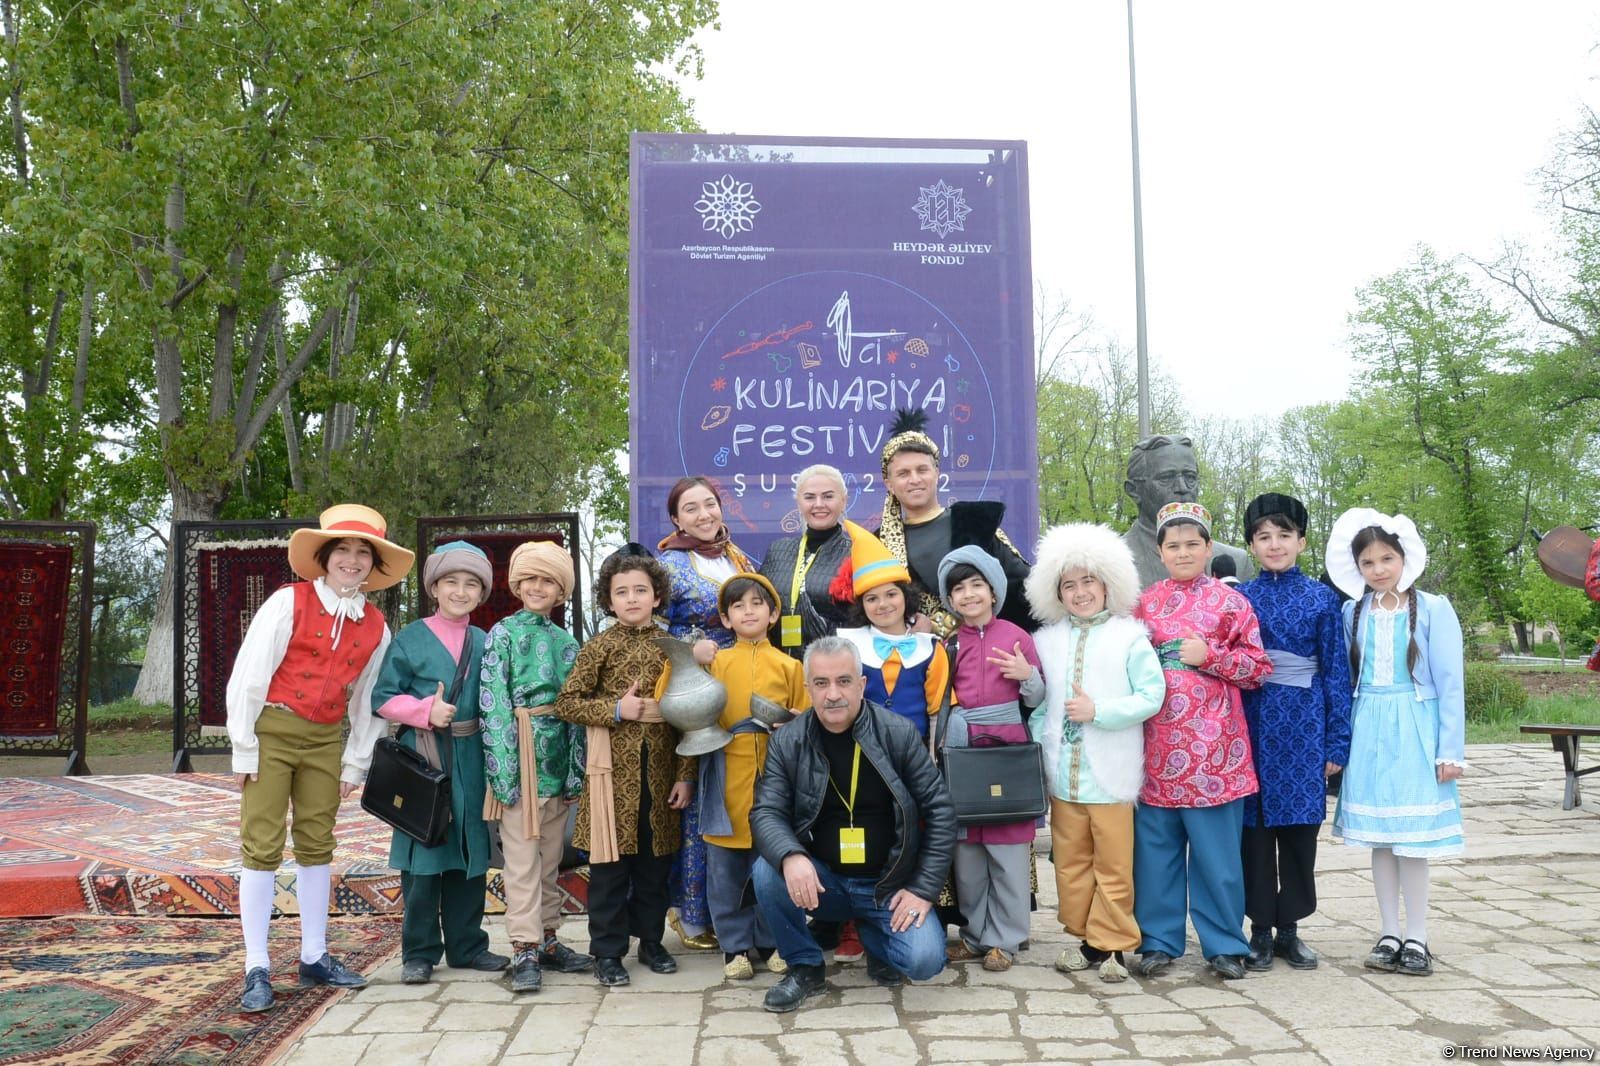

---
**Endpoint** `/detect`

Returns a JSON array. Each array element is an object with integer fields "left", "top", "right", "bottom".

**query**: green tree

[
  {"left": 1516, "top": 552, "right": 1600, "bottom": 661},
  {"left": 9, "top": 1, "right": 715, "bottom": 701}
]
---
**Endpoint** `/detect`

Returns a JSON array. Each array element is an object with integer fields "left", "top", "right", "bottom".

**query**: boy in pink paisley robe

[{"left": 1130, "top": 502, "right": 1272, "bottom": 981}]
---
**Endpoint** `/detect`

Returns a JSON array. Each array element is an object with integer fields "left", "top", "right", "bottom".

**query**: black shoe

[
  {"left": 1245, "top": 929, "right": 1275, "bottom": 971},
  {"left": 1363, "top": 935, "right": 1402, "bottom": 973},
  {"left": 594, "top": 956, "right": 630, "bottom": 986},
  {"left": 1208, "top": 954, "right": 1247, "bottom": 980},
  {"left": 1132, "top": 951, "right": 1173, "bottom": 977},
  {"left": 510, "top": 948, "right": 542, "bottom": 993},
  {"left": 637, "top": 940, "right": 678, "bottom": 974},
  {"left": 239, "top": 967, "right": 275, "bottom": 1012},
  {"left": 763, "top": 963, "right": 827, "bottom": 1013},
  {"left": 297, "top": 953, "right": 367, "bottom": 989},
  {"left": 1274, "top": 933, "right": 1319, "bottom": 970},
  {"left": 457, "top": 949, "right": 510, "bottom": 972},
  {"left": 864, "top": 952, "right": 902, "bottom": 988},
  {"left": 539, "top": 939, "right": 594, "bottom": 974},
  {"left": 400, "top": 959, "right": 433, "bottom": 985},
  {"left": 1396, "top": 939, "right": 1433, "bottom": 977}
]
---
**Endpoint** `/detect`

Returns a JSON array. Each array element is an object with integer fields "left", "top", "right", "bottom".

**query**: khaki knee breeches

[{"left": 240, "top": 706, "right": 343, "bottom": 871}]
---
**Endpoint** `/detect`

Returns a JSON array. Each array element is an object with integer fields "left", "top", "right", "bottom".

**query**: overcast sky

[{"left": 679, "top": 2, "right": 1600, "bottom": 419}]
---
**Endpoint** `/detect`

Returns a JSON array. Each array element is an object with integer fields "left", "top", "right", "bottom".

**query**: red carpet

[{"left": 0, "top": 773, "right": 588, "bottom": 919}]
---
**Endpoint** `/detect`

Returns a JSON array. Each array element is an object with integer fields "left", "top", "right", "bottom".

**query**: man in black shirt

[{"left": 750, "top": 636, "right": 956, "bottom": 1013}]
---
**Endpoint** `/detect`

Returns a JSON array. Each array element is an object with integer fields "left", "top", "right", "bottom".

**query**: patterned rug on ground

[
  {"left": 0, "top": 774, "right": 589, "bottom": 918},
  {"left": 0, "top": 915, "right": 401, "bottom": 1065},
  {"left": 0, "top": 541, "right": 74, "bottom": 737}
]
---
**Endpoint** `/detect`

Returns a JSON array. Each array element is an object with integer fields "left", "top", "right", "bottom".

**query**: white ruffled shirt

[{"left": 224, "top": 577, "right": 392, "bottom": 783}]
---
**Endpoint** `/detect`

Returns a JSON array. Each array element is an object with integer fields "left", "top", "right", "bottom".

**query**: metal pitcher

[{"left": 653, "top": 635, "right": 733, "bottom": 756}]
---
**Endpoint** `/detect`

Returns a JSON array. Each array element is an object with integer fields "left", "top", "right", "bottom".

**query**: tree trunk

[{"left": 129, "top": 482, "right": 221, "bottom": 705}]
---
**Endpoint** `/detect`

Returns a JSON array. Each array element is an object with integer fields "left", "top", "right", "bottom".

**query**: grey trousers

[
  {"left": 954, "top": 841, "right": 1032, "bottom": 954},
  {"left": 705, "top": 842, "right": 774, "bottom": 954}
]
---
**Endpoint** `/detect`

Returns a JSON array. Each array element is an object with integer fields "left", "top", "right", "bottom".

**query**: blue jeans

[{"left": 752, "top": 856, "right": 945, "bottom": 979}]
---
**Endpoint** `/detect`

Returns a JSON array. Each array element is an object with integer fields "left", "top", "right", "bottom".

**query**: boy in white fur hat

[{"left": 1026, "top": 523, "right": 1165, "bottom": 982}]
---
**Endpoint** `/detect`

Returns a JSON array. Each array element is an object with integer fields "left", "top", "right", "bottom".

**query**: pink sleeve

[{"left": 376, "top": 693, "right": 434, "bottom": 729}]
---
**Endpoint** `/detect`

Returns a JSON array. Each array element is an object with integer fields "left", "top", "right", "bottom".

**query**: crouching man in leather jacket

[{"left": 751, "top": 635, "right": 956, "bottom": 1012}]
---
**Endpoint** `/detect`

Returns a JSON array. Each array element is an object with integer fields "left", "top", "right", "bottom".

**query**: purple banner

[{"left": 630, "top": 135, "right": 1036, "bottom": 562}]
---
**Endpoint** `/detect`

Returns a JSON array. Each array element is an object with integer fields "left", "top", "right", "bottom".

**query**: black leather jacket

[{"left": 751, "top": 699, "right": 955, "bottom": 905}]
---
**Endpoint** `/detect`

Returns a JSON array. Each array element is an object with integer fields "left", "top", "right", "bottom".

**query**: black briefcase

[
  {"left": 941, "top": 741, "right": 1048, "bottom": 825},
  {"left": 363, "top": 737, "right": 452, "bottom": 847}
]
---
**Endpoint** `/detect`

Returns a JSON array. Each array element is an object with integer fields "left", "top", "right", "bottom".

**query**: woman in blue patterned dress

[
  {"left": 1326, "top": 508, "right": 1465, "bottom": 979},
  {"left": 657, "top": 476, "right": 758, "bottom": 950}
]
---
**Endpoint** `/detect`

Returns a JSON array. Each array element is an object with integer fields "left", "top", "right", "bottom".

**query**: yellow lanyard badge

[
  {"left": 781, "top": 548, "right": 820, "bottom": 647},
  {"left": 828, "top": 743, "right": 867, "bottom": 864}
]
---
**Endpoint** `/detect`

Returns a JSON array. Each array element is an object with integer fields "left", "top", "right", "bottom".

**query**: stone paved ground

[{"left": 282, "top": 743, "right": 1600, "bottom": 1064}]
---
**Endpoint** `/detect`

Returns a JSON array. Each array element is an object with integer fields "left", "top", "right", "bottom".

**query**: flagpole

[{"left": 1127, "top": 0, "right": 1151, "bottom": 437}]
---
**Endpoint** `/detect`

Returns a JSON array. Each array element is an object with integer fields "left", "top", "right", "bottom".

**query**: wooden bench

[{"left": 1520, "top": 724, "right": 1600, "bottom": 811}]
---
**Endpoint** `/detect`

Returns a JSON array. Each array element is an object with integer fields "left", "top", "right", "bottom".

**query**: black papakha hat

[{"left": 1243, "top": 493, "right": 1309, "bottom": 539}]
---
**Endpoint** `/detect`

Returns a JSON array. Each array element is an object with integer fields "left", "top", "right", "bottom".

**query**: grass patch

[
  {"left": 88, "top": 698, "right": 171, "bottom": 731},
  {"left": 1467, "top": 693, "right": 1600, "bottom": 744}
]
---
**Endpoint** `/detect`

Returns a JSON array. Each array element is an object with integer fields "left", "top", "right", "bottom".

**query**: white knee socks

[
  {"left": 1398, "top": 855, "right": 1430, "bottom": 944},
  {"left": 240, "top": 867, "right": 277, "bottom": 973},
  {"left": 1371, "top": 848, "right": 1431, "bottom": 944},
  {"left": 297, "top": 864, "right": 332, "bottom": 964},
  {"left": 1371, "top": 848, "right": 1401, "bottom": 939}
]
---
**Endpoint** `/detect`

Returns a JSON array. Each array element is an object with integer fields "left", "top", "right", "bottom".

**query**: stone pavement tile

[
  {"left": 573, "top": 1023, "right": 697, "bottom": 1066},
  {"left": 344, "top": 982, "right": 438, "bottom": 1004},
  {"left": 956, "top": 961, "right": 1074, "bottom": 990},
  {"left": 1550, "top": 966, "right": 1600, "bottom": 993},
  {"left": 1018, "top": 1012, "right": 1120, "bottom": 1042},
  {"left": 700, "top": 1037, "right": 782, "bottom": 1066},
  {"left": 701, "top": 1010, "right": 782, "bottom": 1037},
  {"left": 708, "top": 987, "right": 770, "bottom": 1010},
  {"left": 501, "top": 1056, "right": 576, "bottom": 1066},
  {"left": 845, "top": 1028, "right": 920, "bottom": 1060},
  {"left": 918, "top": 1012, "right": 1018, "bottom": 1038},
  {"left": 777, "top": 1030, "right": 850, "bottom": 1066},
  {"left": 899, "top": 985, "right": 1019, "bottom": 1013},
  {"left": 1030, "top": 1043, "right": 1130, "bottom": 1061},
  {"left": 1237, "top": 971, "right": 1418, "bottom": 1028},
  {"left": 790, "top": 1003, "right": 901, "bottom": 1029},
  {"left": 1026, "top": 988, "right": 1162, "bottom": 1015},
  {"left": 1204, "top": 1006, "right": 1305, "bottom": 1051},
  {"left": 430, "top": 1000, "right": 526, "bottom": 1031},
  {"left": 1385, "top": 988, "right": 1518, "bottom": 1028},
  {"left": 279, "top": 1035, "right": 373, "bottom": 1065},
  {"left": 435, "top": 981, "right": 515, "bottom": 1002},
  {"left": 1296, "top": 1025, "right": 1446, "bottom": 1066},
  {"left": 1245, "top": 1054, "right": 1330, "bottom": 1065},
  {"left": 1090, "top": 1059, "right": 1156, "bottom": 1066},
  {"left": 1502, "top": 995, "right": 1600, "bottom": 1029},
  {"left": 1129, "top": 1034, "right": 1236, "bottom": 1059},
  {"left": 361, "top": 1031, "right": 442, "bottom": 1060},
  {"left": 1448, "top": 951, "right": 1573, "bottom": 988},
  {"left": 1479, "top": 1027, "right": 1590, "bottom": 1049},
  {"left": 350, "top": 1000, "right": 442, "bottom": 1033},
  {"left": 591, "top": 989, "right": 703, "bottom": 1026},
  {"left": 502, "top": 999, "right": 596, "bottom": 1056},
  {"left": 426, "top": 1029, "right": 504, "bottom": 1064},
  {"left": 622, "top": 959, "right": 727, "bottom": 991},
  {"left": 1162, "top": 985, "right": 1253, "bottom": 1009},
  {"left": 927, "top": 1038, "right": 1032, "bottom": 1061},
  {"left": 1121, "top": 1011, "right": 1205, "bottom": 1033},
  {"left": 308, "top": 1002, "right": 368, "bottom": 1034}
]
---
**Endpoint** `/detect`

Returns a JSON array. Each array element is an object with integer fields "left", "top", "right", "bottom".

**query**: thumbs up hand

[
  {"left": 429, "top": 681, "right": 457, "bottom": 728},
  {"left": 1065, "top": 681, "right": 1096, "bottom": 724},
  {"left": 617, "top": 681, "right": 645, "bottom": 721},
  {"left": 1178, "top": 631, "right": 1209, "bottom": 667}
]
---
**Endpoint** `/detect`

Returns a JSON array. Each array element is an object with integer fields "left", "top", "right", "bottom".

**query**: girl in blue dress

[{"left": 1325, "top": 508, "right": 1465, "bottom": 978}]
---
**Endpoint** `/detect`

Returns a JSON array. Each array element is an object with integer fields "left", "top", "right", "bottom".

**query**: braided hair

[{"left": 1347, "top": 525, "right": 1421, "bottom": 683}]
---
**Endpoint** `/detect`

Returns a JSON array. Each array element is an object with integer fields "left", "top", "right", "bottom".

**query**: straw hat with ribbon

[{"left": 287, "top": 504, "right": 415, "bottom": 592}]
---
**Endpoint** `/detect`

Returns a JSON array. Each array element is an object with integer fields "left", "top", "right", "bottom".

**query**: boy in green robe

[
  {"left": 373, "top": 542, "right": 507, "bottom": 984},
  {"left": 480, "top": 540, "right": 592, "bottom": 993}
]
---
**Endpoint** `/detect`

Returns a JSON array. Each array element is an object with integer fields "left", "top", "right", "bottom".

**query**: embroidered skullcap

[
  {"left": 1324, "top": 507, "right": 1427, "bottom": 599},
  {"left": 1244, "top": 492, "right": 1309, "bottom": 539},
  {"left": 423, "top": 541, "right": 492, "bottom": 604},
  {"left": 508, "top": 540, "right": 574, "bottom": 601},
  {"left": 1155, "top": 501, "right": 1211, "bottom": 536}
]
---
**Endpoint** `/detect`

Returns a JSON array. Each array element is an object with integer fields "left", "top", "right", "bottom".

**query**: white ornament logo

[
  {"left": 912, "top": 179, "right": 971, "bottom": 239},
  {"left": 694, "top": 174, "right": 762, "bottom": 239}
]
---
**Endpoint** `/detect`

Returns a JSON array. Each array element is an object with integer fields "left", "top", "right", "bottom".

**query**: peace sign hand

[{"left": 986, "top": 641, "right": 1034, "bottom": 681}]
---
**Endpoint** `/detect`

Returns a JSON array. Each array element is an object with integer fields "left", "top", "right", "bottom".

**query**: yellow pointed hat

[{"left": 843, "top": 520, "right": 910, "bottom": 598}]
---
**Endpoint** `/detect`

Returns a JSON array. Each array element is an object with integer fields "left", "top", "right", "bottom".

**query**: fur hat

[{"left": 1026, "top": 523, "right": 1142, "bottom": 623}]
